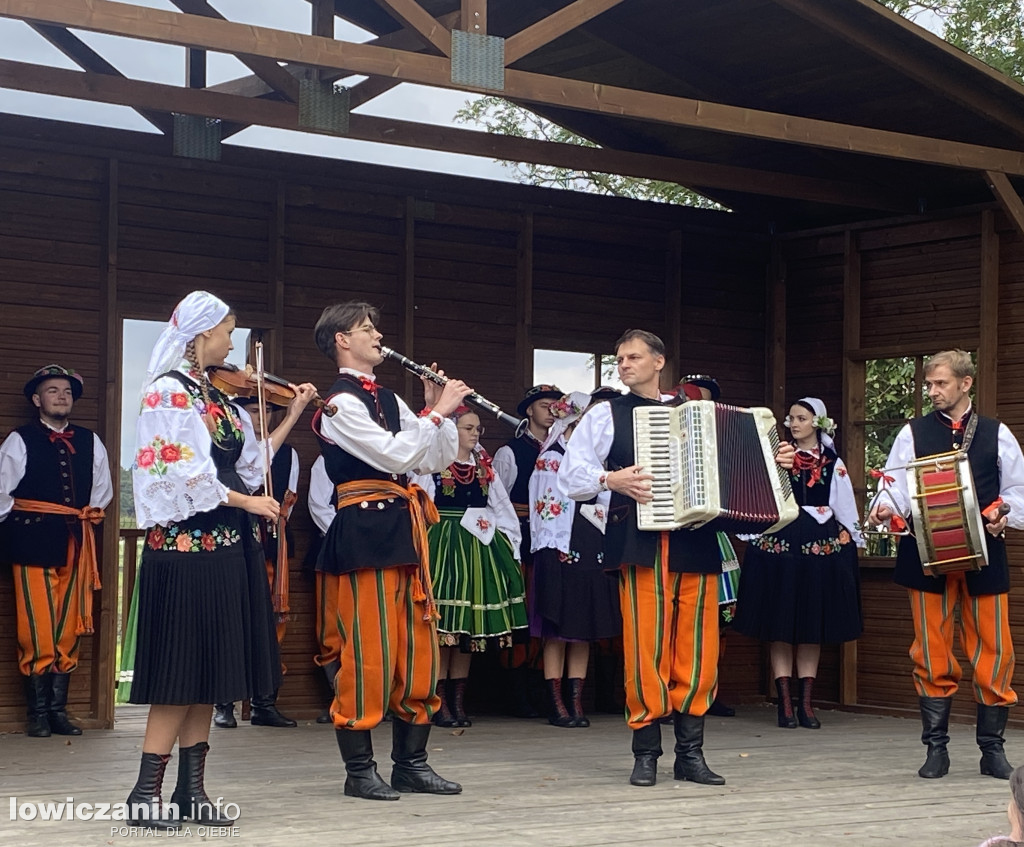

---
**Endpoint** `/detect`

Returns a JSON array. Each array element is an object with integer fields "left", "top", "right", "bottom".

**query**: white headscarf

[
  {"left": 145, "top": 290, "right": 230, "bottom": 387},
  {"left": 540, "top": 391, "right": 592, "bottom": 453},
  {"left": 786, "top": 396, "right": 836, "bottom": 450}
]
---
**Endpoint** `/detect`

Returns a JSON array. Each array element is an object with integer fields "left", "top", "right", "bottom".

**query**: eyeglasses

[
  {"left": 341, "top": 323, "right": 377, "bottom": 336},
  {"left": 458, "top": 424, "right": 485, "bottom": 434}
]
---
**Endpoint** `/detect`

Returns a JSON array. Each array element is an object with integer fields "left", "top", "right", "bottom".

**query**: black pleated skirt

[
  {"left": 128, "top": 505, "right": 281, "bottom": 705},
  {"left": 530, "top": 547, "right": 622, "bottom": 641}
]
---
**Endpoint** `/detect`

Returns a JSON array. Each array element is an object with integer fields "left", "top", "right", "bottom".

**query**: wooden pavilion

[{"left": 1, "top": 0, "right": 1023, "bottom": 734}]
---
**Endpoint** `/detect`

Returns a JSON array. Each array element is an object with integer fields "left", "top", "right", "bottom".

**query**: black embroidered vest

[
  {"left": 605, "top": 394, "right": 720, "bottom": 574},
  {"left": 894, "top": 413, "right": 1007, "bottom": 595},
  {"left": 315, "top": 375, "right": 419, "bottom": 575},
  {"left": 504, "top": 435, "right": 541, "bottom": 507},
  {"left": 432, "top": 467, "right": 488, "bottom": 508},
  {"left": 6, "top": 422, "right": 97, "bottom": 568}
]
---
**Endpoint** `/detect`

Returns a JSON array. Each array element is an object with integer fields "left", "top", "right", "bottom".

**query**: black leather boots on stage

[
  {"left": 23, "top": 671, "right": 83, "bottom": 737},
  {"left": 917, "top": 697, "right": 1015, "bottom": 779},
  {"left": 977, "top": 703, "right": 1014, "bottom": 779},
  {"left": 629, "top": 714, "right": 725, "bottom": 787}
]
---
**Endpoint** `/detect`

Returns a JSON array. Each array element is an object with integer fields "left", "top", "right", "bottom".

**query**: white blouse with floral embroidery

[
  {"left": 133, "top": 362, "right": 268, "bottom": 529},
  {"left": 529, "top": 438, "right": 576, "bottom": 555}
]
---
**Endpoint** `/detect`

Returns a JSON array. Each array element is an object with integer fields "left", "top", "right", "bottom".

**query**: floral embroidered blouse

[
  {"left": 133, "top": 361, "right": 269, "bottom": 529},
  {"left": 791, "top": 447, "right": 864, "bottom": 548}
]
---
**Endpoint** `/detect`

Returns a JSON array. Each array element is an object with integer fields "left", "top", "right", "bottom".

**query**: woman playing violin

[{"left": 124, "top": 290, "right": 316, "bottom": 829}]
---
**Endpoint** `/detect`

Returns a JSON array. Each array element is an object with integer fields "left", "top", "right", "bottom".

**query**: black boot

[
  {"left": 213, "top": 703, "right": 236, "bottom": 729},
  {"left": 775, "top": 677, "right": 797, "bottom": 729},
  {"left": 796, "top": 677, "right": 821, "bottom": 729},
  {"left": 48, "top": 672, "right": 82, "bottom": 736},
  {"left": 317, "top": 660, "right": 340, "bottom": 724},
  {"left": 335, "top": 729, "right": 399, "bottom": 800},
  {"left": 707, "top": 696, "right": 735, "bottom": 718},
  {"left": 672, "top": 712, "right": 726, "bottom": 785},
  {"left": 170, "top": 741, "right": 238, "bottom": 825},
  {"left": 390, "top": 721, "right": 462, "bottom": 794},
  {"left": 918, "top": 696, "right": 952, "bottom": 779},
  {"left": 250, "top": 692, "right": 297, "bottom": 728},
  {"left": 451, "top": 678, "right": 472, "bottom": 728},
  {"left": 567, "top": 678, "right": 590, "bottom": 728},
  {"left": 23, "top": 674, "right": 51, "bottom": 738},
  {"left": 978, "top": 703, "right": 1015, "bottom": 779},
  {"left": 629, "top": 722, "right": 662, "bottom": 786},
  {"left": 433, "top": 679, "right": 457, "bottom": 728},
  {"left": 546, "top": 678, "right": 575, "bottom": 728},
  {"left": 126, "top": 753, "right": 180, "bottom": 830}
]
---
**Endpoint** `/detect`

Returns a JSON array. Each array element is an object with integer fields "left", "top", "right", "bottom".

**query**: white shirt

[
  {"left": 308, "top": 455, "right": 335, "bottom": 536},
  {"left": 529, "top": 439, "right": 576, "bottom": 553},
  {"left": 0, "top": 423, "right": 113, "bottom": 519},
  {"left": 870, "top": 411, "right": 1024, "bottom": 531},
  {"left": 492, "top": 431, "right": 544, "bottom": 499},
  {"left": 319, "top": 368, "right": 458, "bottom": 476}
]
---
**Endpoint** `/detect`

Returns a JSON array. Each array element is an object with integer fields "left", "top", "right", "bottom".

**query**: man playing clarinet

[
  {"left": 312, "top": 301, "right": 471, "bottom": 801},
  {"left": 560, "top": 329, "right": 794, "bottom": 787},
  {"left": 869, "top": 349, "right": 1024, "bottom": 780}
]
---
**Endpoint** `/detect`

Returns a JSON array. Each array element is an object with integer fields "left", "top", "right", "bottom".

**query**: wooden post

[
  {"left": 766, "top": 240, "right": 786, "bottom": 411},
  {"left": 515, "top": 213, "right": 534, "bottom": 397},
  {"left": 840, "top": 229, "right": 862, "bottom": 707},
  {"left": 398, "top": 197, "right": 416, "bottom": 399},
  {"left": 95, "top": 157, "right": 121, "bottom": 729},
  {"left": 461, "top": 0, "right": 486, "bottom": 34},
  {"left": 664, "top": 230, "right": 682, "bottom": 390},
  {"left": 269, "top": 180, "right": 286, "bottom": 373},
  {"left": 185, "top": 47, "right": 205, "bottom": 88},
  {"left": 978, "top": 210, "right": 999, "bottom": 417}
]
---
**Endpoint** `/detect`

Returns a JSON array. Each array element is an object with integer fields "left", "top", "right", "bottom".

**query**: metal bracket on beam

[
  {"left": 451, "top": 30, "right": 504, "bottom": 91},
  {"left": 298, "top": 80, "right": 351, "bottom": 135},
  {"left": 172, "top": 114, "right": 222, "bottom": 161}
]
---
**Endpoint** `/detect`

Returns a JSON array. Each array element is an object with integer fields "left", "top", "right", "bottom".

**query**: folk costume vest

[
  {"left": 606, "top": 393, "right": 720, "bottom": 573},
  {"left": 894, "top": 412, "right": 1007, "bottom": 595},
  {"left": 7, "top": 422, "right": 96, "bottom": 568},
  {"left": 504, "top": 435, "right": 541, "bottom": 508},
  {"left": 315, "top": 375, "right": 419, "bottom": 575}
]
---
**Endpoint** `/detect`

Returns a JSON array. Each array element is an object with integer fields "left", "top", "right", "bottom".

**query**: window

[{"left": 533, "top": 349, "right": 625, "bottom": 393}]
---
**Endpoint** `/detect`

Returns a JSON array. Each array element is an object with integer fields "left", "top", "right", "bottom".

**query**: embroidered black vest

[
  {"left": 6, "top": 422, "right": 97, "bottom": 568},
  {"left": 315, "top": 375, "right": 419, "bottom": 575},
  {"left": 432, "top": 467, "right": 488, "bottom": 508},
  {"left": 894, "top": 412, "right": 1007, "bottom": 595},
  {"left": 605, "top": 394, "right": 720, "bottom": 574},
  {"left": 504, "top": 435, "right": 541, "bottom": 507}
]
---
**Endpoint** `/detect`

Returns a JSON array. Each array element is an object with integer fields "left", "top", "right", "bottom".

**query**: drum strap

[{"left": 959, "top": 412, "right": 980, "bottom": 453}]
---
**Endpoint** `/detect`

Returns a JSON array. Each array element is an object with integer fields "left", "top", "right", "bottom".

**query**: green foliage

[
  {"left": 454, "top": 98, "right": 725, "bottom": 208},
  {"left": 119, "top": 467, "right": 134, "bottom": 529},
  {"left": 878, "top": 0, "right": 1024, "bottom": 81}
]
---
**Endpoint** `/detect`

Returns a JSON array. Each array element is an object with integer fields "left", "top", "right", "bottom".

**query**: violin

[{"left": 206, "top": 364, "right": 337, "bottom": 417}]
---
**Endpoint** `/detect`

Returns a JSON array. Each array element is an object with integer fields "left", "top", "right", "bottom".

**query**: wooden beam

[
  {"left": 461, "top": 0, "right": 485, "bottom": 35},
  {"left": 663, "top": 230, "right": 682, "bottom": 390},
  {"left": 371, "top": 0, "right": 451, "bottom": 56},
  {"left": 399, "top": 196, "right": 416, "bottom": 399},
  {"left": 986, "top": 171, "right": 1024, "bottom": 240},
  {"left": 0, "top": 58, "right": 915, "bottom": 211},
  {"left": 977, "top": 210, "right": 999, "bottom": 417},
  {"left": 311, "top": 0, "right": 334, "bottom": 38},
  {"left": 504, "top": 0, "right": 626, "bottom": 66},
  {"left": 4, "top": 0, "right": 1024, "bottom": 175},
  {"left": 27, "top": 24, "right": 172, "bottom": 133},
  {"left": 515, "top": 212, "right": 534, "bottom": 401},
  {"left": 186, "top": 47, "right": 206, "bottom": 88}
]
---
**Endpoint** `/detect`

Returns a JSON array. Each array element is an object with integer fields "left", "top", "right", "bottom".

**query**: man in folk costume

[
  {"left": 215, "top": 420, "right": 299, "bottom": 729},
  {"left": 493, "top": 383, "right": 561, "bottom": 717},
  {"left": 870, "top": 349, "right": 1024, "bottom": 780},
  {"left": 561, "top": 330, "right": 794, "bottom": 787},
  {"left": 0, "top": 365, "right": 113, "bottom": 737},
  {"left": 313, "top": 301, "right": 471, "bottom": 801}
]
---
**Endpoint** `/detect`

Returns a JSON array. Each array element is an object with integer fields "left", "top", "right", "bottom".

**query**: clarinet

[{"left": 379, "top": 345, "right": 528, "bottom": 437}]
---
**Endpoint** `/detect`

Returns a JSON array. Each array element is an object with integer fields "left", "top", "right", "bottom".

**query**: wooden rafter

[
  {"left": 770, "top": 0, "right": 1024, "bottom": 141},
  {"left": 2, "top": 0, "right": 1024, "bottom": 175},
  {"left": 504, "top": 0, "right": 626, "bottom": 66},
  {"left": 986, "top": 171, "right": 1024, "bottom": 240},
  {"left": 27, "top": 24, "right": 172, "bottom": 133},
  {"left": 371, "top": 0, "right": 451, "bottom": 56},
  {"left": 461, "top": 0, "right": 486, "bottom": 35},
  {"left": 0, "top": 57, "right": 913, "bottom": 211}
]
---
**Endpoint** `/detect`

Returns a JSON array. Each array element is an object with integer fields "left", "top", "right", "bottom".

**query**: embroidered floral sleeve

[
  {"left": 527, "top": 442, "right": 574, "bottom": 554},
  {"left": 133, "top": 375, "right": 230, "bottom": 528},
  {"left": 829, "top": 456, "right": 865, "bottom": 548}
]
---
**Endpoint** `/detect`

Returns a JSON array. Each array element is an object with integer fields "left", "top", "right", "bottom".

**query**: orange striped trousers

[
  {"left": 620, "top": 537, "right": 719, "bottom": 729},
  {"left": 315, "top": 571, "right": 341, "bottom": 667},
  {"left": 908, "top": 575, "right": 1016, "bottom": 706},
  {"left": 12, "top": 562, "right": 81, "bottom": 676},
  {"left": 326, "top": 566, "right": 441, "bottom": 730}
]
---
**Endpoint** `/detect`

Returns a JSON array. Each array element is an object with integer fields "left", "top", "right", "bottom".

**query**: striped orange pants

[
  {"left": 12, "top": 563, "right": 81, "bottom": 676},
  {"left": 908, "top": 576, "right": 1016, "bottom": 706},
  {"left": 620, "top": 539, "right": 719, "bottom": 729},
  {"left": 327, "top": 566, "right": 440, "bottom": 730},
  {"left": 315, "top": 571, "right": 341, "bottom": 667}
]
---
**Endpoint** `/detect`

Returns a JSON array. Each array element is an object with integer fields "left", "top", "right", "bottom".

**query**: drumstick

[{"left": 982, "top": 498, "right": 1011, "bottom": 522}]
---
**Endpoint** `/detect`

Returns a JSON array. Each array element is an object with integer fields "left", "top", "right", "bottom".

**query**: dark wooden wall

[{"left": 0, "top": 116, "right": 771, "bottom": 730}]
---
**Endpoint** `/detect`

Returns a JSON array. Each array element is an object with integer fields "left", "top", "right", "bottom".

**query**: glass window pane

[{"left": 532, "top": 349, "right": 595, "bottom": 394}]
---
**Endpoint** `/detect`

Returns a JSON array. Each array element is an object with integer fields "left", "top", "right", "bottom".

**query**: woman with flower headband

[
  {"left": 411, "top": 406, "right": 527, "bottom": 728},
  {"left": 529, "top": 391, "right": 621, "bottom": 728},
  {"left": 124, "top": 290, "right": 316, "bottom": 828},
  {"left": 732, "top": 397, "right": 864, "bottom": 729}
]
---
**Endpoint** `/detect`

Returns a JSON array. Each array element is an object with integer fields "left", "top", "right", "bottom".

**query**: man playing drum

[{"left": 869, "top": 349, "right": 1024, "bottom": 781}]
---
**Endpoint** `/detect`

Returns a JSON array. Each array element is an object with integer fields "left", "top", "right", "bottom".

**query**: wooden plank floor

[{"left": 0, "top": 704, "right": 1017, "bottom": 846}]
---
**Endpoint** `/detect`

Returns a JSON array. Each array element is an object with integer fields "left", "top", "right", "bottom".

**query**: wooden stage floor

[{"left": 0, "top": 704, "right": 1016, "bottom": 846}]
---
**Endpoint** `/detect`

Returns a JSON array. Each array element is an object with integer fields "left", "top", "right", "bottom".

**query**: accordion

[{"left": 633, "top": 401, "right": 798, "bottom": 534}]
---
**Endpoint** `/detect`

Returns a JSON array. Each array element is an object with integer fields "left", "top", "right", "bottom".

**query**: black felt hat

[
  {"left": 24, "top": 364, "right": 84, "bottom": 401},
  {"left": 516, "top": 384, "right": 563, "bottom": 417}
]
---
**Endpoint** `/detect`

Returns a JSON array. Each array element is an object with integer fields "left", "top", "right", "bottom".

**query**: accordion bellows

[{"left": 633, "top": 401, "right": 799, "bottom": 534}]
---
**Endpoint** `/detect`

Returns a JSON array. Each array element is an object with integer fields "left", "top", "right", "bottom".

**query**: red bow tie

[
  {"left": 49, "top": 428, "right": 76, "bottom": 453},
  {"left": 359, "top": 376, "right": 378, "bottom": 394}
]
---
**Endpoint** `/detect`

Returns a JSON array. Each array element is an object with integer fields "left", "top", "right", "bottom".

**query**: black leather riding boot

[
  {"left": 629, "top": 722, "right": 662, "bottom": 786},
  {"left": 23, "top": 674, "right": 51, "bottom": 738},
  {"left": 672, "top": 712, "right": 726, "bottom": 785},
  {"left": 336, "top": 729, "right": 399, "bottom": 801},
  {"left": 213, "top": 703, "right": 236, "bottom": 729},
  {"left": 978, "top": 703, "right": 1014, "bottom": 779},
  {"left": 250, "top": 690, "right": 297, "bottom": 727},
  {"left": 390, "top": 721, "right": 462, "bottom": 794},
  {"left": 918, "top": 696, "right": 952, "bottom": 779},
  {"left": 48, "top": 672, "right": 82, "bottom": 735}
]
